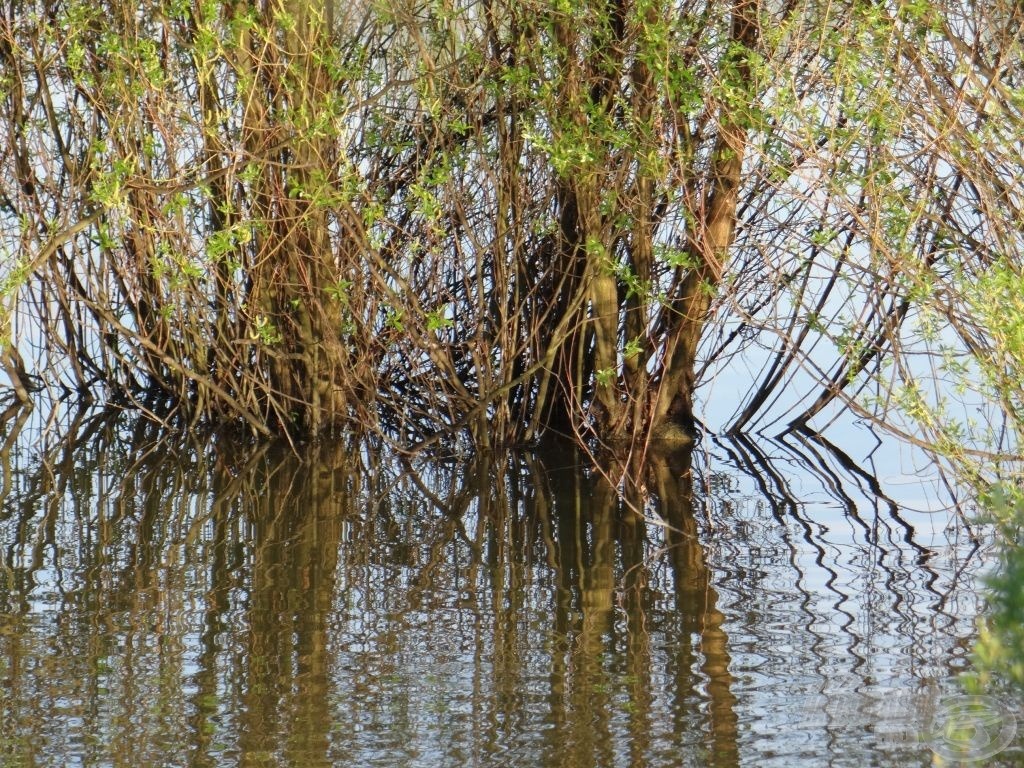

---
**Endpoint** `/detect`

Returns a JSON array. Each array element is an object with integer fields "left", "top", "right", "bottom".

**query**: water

[{"left": 0, "top": 406, "right": 1020, "bottom": 767}]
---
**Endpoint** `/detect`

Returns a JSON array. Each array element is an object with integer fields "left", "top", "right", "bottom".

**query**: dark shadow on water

[{"left": 0, "top": 407, "right": 1016, "bottom": 767}]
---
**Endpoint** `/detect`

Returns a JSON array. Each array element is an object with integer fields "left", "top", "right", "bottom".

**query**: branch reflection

[{"left": 0, "top": 413, "right": 997, "bottom": 767}]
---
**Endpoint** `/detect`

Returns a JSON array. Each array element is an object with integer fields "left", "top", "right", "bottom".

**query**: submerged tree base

[{"left": 649, "top": 422, "right": 699, "bottom": 450}]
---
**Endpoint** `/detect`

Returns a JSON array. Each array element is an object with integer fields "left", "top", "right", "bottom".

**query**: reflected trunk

[
  {"left": 239, "top": 445, "right": 346, "bottom": 767},
  {"left": 653, "top": 449, "right": 738, "bottom": 767}
]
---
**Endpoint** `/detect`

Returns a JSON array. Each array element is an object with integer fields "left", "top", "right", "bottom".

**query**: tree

[{"left": 2, "top": 0, "right": 1023, "bottom": 455}]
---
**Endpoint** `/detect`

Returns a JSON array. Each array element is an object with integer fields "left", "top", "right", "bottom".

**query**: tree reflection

[{"left": 0, "top": 409, "right": 997, "bottom": 767}]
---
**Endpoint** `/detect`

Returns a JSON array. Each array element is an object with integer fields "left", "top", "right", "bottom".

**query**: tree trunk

[
  {"left": 653, "top": 0, "right": 759, "bottom": 440},
  {"left": 243, "top": 0, "right": 351, "bottom": 434}
]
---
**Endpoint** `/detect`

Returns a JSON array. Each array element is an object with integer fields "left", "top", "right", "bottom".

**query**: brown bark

[{"left": 654, "top": 0, "right": 759, "bottom": 437}]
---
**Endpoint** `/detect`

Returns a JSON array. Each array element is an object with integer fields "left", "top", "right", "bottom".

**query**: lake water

[{"left": 0, "top": 406, "right": 1020, "bottom": 767}]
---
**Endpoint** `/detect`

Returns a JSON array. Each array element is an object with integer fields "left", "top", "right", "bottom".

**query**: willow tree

[{"left": 2, "top": 0, "right": 1023, "bottom": 453}]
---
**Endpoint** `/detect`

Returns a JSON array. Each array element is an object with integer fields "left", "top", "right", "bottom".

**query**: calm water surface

[{"left": 0, "top": 407, "right": 1020, "bottom": 767}]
